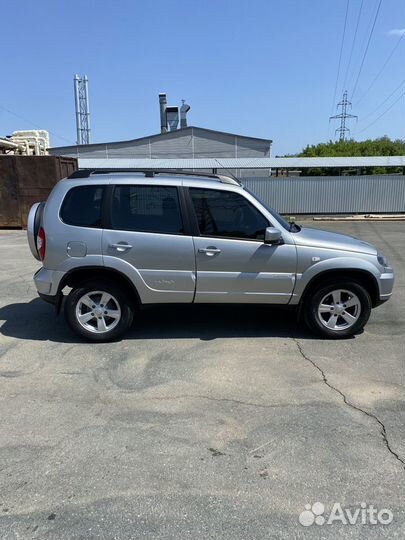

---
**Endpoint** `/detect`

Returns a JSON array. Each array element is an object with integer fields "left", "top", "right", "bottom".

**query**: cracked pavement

[
  {"left": 294, "top": 338, "right": 405, "bottom": 471},
  {"left": 0, "top": 222, "right": 404, "bottom": 539}
]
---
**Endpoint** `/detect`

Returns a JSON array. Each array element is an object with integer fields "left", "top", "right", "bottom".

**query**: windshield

[{"left": 244, "top": 186, "right": 292, "bottom": 231}]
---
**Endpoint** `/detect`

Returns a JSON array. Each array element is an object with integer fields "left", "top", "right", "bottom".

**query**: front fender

[{"left": 290, "top": 255, "right": 380, "bottom": 304}]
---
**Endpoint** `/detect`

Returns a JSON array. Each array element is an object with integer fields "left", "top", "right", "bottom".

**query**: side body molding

[{"left": 102, "top": 255, "right": 196, "bottom": 304}]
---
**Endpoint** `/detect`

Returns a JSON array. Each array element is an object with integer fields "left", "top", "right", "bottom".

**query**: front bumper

[{"left": 376, "top": 269, "right": 395, "bottom": 305}]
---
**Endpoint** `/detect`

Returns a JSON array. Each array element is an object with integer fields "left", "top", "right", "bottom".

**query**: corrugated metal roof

[
  {"left": 50, "top": 126, "right": 272, "bottom": 153},
  {"left": 78, "top": 156, "right": 405, "bottom": 170}
]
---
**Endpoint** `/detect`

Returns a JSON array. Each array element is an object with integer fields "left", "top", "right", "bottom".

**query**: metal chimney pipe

[
  {"left": 180, "top": 100, "right": 190, "bottom": 129},
  {"left": 159, "top": 93, "right": 168, "bottom": 133},
  {"left": 74, "top": 74, "right": 81, "bottom": 144},
  {"left": 83, "top": 74, "right": 91, "bottom": 138}
]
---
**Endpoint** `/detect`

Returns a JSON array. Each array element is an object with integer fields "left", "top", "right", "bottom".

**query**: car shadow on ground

[{"left": 0, "top": 298, "right": 314, "bottom": 343}]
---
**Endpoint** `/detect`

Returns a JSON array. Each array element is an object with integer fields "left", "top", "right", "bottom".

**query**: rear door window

[
  {"left": 60, "top": 185, "right": 105, "bottom": 228},
  {"left": 111, "top": 185, "right": 184, "bottom": 234}
]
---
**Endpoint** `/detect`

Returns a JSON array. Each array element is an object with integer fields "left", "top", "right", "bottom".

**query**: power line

[
  {"left": 355, "top": 90, "right": 405, "bottom": 134},
  {"left": 342, "top": 0, "right": 364, "bottom": 93},
  {"left": 360, "top": 78, "right": 405, "bottom": 122},
  {"left": 0, "top": 104, "right": 74, "bottom": 145},
  {"left": 355, "top": 28, "right": 405, "bottom": 105},
  {"left": 350, "top": 0, "right": 383, "bottom": 101},
  {"left": 330, "top": 0, "right": 351, "bottom": 116}
]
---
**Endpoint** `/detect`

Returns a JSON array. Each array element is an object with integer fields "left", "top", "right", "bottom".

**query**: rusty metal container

[{"left": 0, "top": 156, "right": 77, "bottom": 228}]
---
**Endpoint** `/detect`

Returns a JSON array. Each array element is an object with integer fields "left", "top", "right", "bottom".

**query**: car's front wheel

[
  {"left": 64, "top": 280, "right": 134, "bottom": 342},
  {"left": 304, "top": 279, "right": 372, "bottom": 339}
]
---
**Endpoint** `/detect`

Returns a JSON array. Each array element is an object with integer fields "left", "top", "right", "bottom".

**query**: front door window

[{"left": 189, "top": 188, "right": 269, "bottom": 241}]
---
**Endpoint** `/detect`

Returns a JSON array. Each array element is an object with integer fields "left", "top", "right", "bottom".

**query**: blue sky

[{"left": 0, "top": 0, "right": 404, "bottom": 155}]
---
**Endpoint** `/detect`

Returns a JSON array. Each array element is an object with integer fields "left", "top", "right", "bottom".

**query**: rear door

[
  {"left": 188, "top": 187, "right": 296, "bottom": 304},
  {"left": 102, "top": 183, "right": 196, "bottom": 304}
]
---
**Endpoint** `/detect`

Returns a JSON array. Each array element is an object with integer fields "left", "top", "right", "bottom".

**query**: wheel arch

[
  {"left": 58, "top": 266, "right": 142, "bottom": 307},
  {"left": 300, "top": 269, "right": 380, "bottom": 308}
]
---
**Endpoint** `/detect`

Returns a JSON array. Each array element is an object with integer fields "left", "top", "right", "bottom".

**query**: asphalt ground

[{"left": 0, "top": 221, "right": 404, "bottom": 539}]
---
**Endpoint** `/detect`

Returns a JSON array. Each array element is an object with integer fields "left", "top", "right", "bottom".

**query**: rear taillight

[{"left": 37, "top": 227, "right": 46, "bottom": 261}]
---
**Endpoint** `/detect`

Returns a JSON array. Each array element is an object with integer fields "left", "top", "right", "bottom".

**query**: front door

[
  {"left": 102, "top": 183, "right": 196, "bottom": 304},
  {"left": 189, "top": 187, "right": 296, "bottom": 304}
]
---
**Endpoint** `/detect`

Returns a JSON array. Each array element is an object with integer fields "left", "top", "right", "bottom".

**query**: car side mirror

[{"left": 264, "top": 227, "right": 282, "bottom": 245}]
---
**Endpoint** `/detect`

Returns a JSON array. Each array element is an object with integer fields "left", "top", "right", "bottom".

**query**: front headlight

[{"left": 377, "top": 253, "right": 389, "bottom": 267}]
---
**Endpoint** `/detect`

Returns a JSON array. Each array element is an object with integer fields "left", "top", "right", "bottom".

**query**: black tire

[
  {"left": 64, "top": 279, "right": 134, "bottom": 342},
  {"left": 304, "top": 279, "right": 372, "bottom": 339}
]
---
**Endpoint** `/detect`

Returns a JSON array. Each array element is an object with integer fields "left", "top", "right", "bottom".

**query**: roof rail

[{"left": 67, "top": 168, "right": 241, "bottom": 185}]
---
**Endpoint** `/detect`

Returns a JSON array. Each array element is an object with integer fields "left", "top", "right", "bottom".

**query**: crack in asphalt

[
  {"left": 141, "top": 394, "right": 289, "bottom": 410},
  {"left": 293, "top": 338, "right": 405, "bottom": 471}
]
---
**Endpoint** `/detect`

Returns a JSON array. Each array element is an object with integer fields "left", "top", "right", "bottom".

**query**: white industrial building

[
  {"left": 49, "top": 126, "right": 272, "bottom": 177},
  {"left": 48, "top": 92, "right": 272, "bottom": 177}
]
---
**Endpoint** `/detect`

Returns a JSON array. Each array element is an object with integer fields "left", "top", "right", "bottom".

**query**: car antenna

[{"left": 214, "top": 159, "right": 241, "bottom": 185}]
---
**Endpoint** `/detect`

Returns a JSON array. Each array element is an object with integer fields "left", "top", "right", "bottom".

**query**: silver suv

[{"left": 27, "top": 170, "right": 394, "bottom": 342}]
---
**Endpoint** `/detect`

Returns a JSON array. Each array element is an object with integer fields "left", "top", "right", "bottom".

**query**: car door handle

[
  {"left": 109, "top": 243, "right": 133, "bottom": 251},
  {"left": 198, "top": 247, "right": 221, "bottom": 255}
]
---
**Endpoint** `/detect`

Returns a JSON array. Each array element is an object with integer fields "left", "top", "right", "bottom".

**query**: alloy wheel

[
  {"left": 75, "top": 290, "right": 121, "bottom": 334},
  {"left": 317, "top": 289, "right": 361, "bottom": 331}
]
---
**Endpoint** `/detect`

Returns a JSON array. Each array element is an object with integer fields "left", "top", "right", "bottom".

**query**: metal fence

[
  {"left": 0, "top": 155, "right": 78, "bottom": 228},
  {"left": 242, "top": 175, "right": 405, "bottom": 214}
]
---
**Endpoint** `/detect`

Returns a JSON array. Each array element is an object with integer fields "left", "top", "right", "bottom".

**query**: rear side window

[
  {"left": 111, "top": 185, "right": 184, "bottom": 234},
  {"left": 61, "top": 185, "right": 105, "bottom": 228}
]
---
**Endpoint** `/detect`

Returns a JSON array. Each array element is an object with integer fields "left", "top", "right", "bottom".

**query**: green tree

[{"left": 297, "top": 137, "right": 405, "bottom": 175}]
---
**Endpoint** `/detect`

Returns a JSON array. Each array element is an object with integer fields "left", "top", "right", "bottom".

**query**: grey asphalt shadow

[{"left": 0, "top": 298, "right": 312, "bottom": 343}]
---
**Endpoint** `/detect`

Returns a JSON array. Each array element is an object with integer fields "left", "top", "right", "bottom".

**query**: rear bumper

[
  {"left": 38, "top": 291, "right": 63, "bottom": 313},
  {"left": 34, "top": 267, "right": 65, "bottom": 296},
  {"left": 34, "top": 267, "right": 65, "bottom": 314},
  {"left": 38, "top": 291, "right": 59, "bottom": 305},
  {"left": 34, "top": 268, "right": 64, "bottom": 313}
]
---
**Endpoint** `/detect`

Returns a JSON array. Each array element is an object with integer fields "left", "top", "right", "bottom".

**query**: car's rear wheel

[
  {"left": 304, "top": 279, "right": 372, "bottom": 339},
  {"left": 64, "top": 280, "right": 134, "bottom": 342}
]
